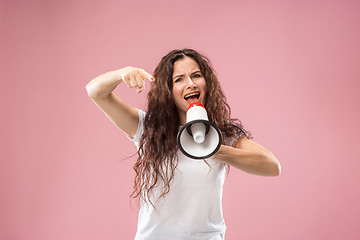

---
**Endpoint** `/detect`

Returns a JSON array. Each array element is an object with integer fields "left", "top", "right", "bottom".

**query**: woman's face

[{"left": 172, "top": 56, "right": 207, "bottom": 125}]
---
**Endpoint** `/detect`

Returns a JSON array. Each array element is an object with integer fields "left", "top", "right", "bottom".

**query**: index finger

[{"left": 140, "top": 69, "right": 155, "bottom": 82}]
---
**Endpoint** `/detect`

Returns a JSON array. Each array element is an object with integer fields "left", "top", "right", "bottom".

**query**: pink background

[{"left": 1, "top": 0, "right": 360, "bottom": 239}]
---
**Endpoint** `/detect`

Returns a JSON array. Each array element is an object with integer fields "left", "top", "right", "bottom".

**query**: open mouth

[{"left": 184, "top": 92, "right": 200, "bottom": 104}]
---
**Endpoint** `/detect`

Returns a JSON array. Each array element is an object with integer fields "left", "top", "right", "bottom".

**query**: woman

[{"left": 86, "top": 49, "right": 280, "bottom": 239}]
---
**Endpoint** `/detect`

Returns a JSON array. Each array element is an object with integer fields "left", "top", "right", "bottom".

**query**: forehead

[{"left": 172, "top": 57, "right": 200, "bottom": 76}]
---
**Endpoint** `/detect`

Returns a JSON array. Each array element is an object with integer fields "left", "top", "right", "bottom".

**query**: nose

[{"left": 185, "top": 77, "right": 196, "bottom": 89}]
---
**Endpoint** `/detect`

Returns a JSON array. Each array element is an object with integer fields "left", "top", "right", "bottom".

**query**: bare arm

[
  {"left": 211, "top": 136, "right": 281, "bottom": 176},
  {"left": 85, "top": 67, "right": 154, "bottom": 138}
]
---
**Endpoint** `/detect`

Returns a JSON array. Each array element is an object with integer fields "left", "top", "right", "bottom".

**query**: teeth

[{"left": 184, "top": 93, "right": 200, "bottom": 99}]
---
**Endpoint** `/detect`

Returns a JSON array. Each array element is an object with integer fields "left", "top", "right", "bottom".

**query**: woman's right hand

[
  {"left": 86, "top": 66, "right": 155, "bottom": 138},
  {"left": 118, "top": 67, "right": 155, "bottom": 93}
]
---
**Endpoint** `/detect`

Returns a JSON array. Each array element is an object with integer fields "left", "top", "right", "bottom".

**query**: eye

[
  {"left": 174, "top": 78, "right": 182, "bottom": 83},
  {"left": 193, "top": 74, "right": 202, "bottom": 78}
]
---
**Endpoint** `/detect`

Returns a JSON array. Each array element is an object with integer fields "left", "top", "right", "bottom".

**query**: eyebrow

[{"left": 173, "top": 70, "right": 202, "bottom": 80}]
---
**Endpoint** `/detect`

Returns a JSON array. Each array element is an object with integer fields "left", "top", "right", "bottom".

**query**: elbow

[
  {"left": 266, "top": 152, "right": 281, "bottom": 176},
  {"left": 86, "top": 82, "right": 100, "bottom": 99},
  {"left": 85, "top": 83, "right": 93, "bottom": 97},
  {"left": 274, "top": 161, "right": 281, "bottom": 176},
  {"left": 86, "top": 82, "right": 110, "bottom": 99}
]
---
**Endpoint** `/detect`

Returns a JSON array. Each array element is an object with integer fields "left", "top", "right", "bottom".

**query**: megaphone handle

[{"left": 186, "top": 122, "right": 210, "bottom": 136}]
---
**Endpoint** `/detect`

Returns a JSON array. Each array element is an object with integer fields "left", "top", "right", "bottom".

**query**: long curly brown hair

[{"left": 130, "top": 49, "right": 252, "bottom": 208}]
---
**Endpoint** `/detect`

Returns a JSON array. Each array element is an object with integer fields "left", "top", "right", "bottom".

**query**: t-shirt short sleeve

[{"left": 127, "top": 108, "right": 146, "bottom": 144}]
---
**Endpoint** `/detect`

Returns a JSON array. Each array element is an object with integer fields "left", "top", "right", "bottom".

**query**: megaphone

[{"left": 177, "top": 102, "right": 222, "bottom": 159}]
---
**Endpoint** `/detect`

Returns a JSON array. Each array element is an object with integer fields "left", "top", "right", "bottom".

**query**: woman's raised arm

[{"left": 85, "top": 67, "right": 154, "bottom": 138}]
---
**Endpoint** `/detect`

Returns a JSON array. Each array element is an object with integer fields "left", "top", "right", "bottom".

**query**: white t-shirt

[{"left": 128, "top": 109, "right": 235, "bottom": 240}]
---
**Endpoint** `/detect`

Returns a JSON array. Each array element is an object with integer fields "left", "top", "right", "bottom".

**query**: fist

[{"left": 119, "top": 67, "right": 155, "bottom": 93}]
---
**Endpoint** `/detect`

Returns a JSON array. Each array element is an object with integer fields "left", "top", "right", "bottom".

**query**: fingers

[
  {"left": 138, "top": 69, "right": 155, "bottom": 83},
  {"left": 120, "top": 67, "right": 155, "bottom": 93},
  {"left": 133, "top": 73, "right": 145, "bottom": 93}
]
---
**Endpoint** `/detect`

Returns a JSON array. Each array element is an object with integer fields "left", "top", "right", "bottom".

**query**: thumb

[{"left": 137, "top": 79, "right": 145, "bottom": 93}]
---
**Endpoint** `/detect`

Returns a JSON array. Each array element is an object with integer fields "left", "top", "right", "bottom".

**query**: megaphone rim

[{"left": 177, "top": 119, "right": 222, "bottom": 160}]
